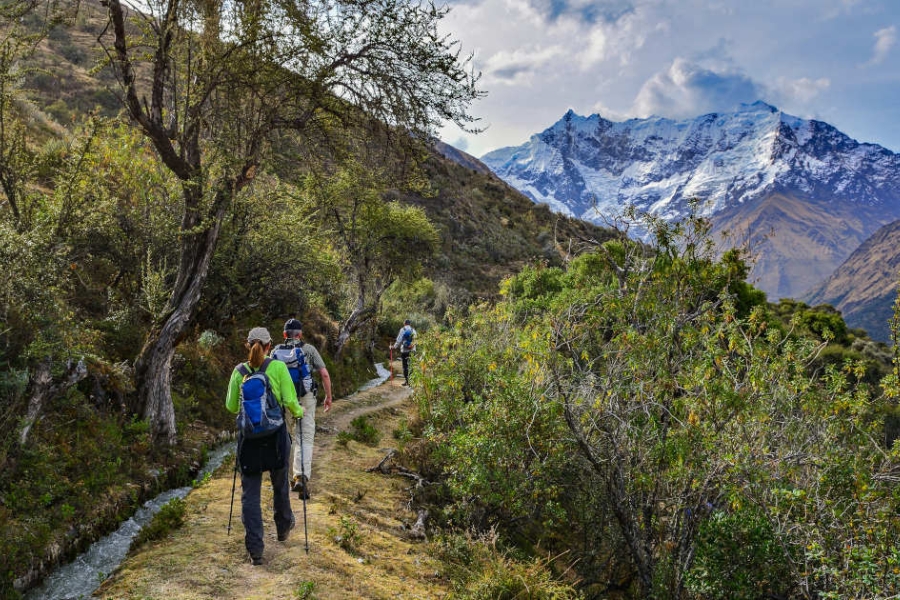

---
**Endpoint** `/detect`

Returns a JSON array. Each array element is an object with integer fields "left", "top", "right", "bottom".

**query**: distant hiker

[
  {"left": 393, "top": 319, "right": 417, "bottom": 386},
  {"left": 271, "top": 317, "right": 333, "bottom": 500},
  {"left": 226, "top": 326, "right": 304, "bottom": 566}
]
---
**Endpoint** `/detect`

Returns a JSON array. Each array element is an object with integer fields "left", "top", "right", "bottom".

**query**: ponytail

[{"left": 247, "top": 340, "right": 268, "bottom": 369}]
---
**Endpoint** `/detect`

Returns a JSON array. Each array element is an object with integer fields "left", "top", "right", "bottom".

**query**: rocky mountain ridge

[{"left": 479, "top": 102, "right": 900, "bottom": 300}]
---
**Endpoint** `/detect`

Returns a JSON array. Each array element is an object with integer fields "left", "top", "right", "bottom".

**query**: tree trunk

[
  {"left": 334, "top": 295, "right": 378, "bottom": 357},
  {"left": 134, "top": 185, "right": 230, "bottom": 445},
  {"left": 20, "top": 358, "right": 88, "bottom": 446}
]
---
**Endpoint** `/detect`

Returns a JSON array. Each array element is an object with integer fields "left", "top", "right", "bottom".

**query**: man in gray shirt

[{"left": 271, "top": 318, "right": 333, "bottom": 499}]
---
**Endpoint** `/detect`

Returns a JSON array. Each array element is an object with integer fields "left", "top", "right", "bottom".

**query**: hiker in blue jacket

[
  {"left": 226, "top": 326, "right": 303, "bottom": 565},
  {"left": 393, "top": 319, "right": 417, "bottom": 386}
]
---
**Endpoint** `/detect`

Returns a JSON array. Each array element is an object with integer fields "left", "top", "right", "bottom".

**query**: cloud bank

[{"left": 438, "top": 0, "right": 900, "bottom": 156}]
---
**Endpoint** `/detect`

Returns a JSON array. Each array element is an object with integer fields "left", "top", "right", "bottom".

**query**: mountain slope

[
  {"left": 480, "top": 102, "right": 900, "bottom": 299},
  {"left": 407, "top": 147, "right": 614, "bottom": 299},
  {"left": 709, "top": 192, "right": 881, "bottom": 300},
  {"left": 803, "top": 220, "right": 900, "bottom": 342}
]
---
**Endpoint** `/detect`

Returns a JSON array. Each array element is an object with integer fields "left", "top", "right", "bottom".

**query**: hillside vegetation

[
  {"left": 0, "top": 0, "right": 609, "bottom": 595},
  {"left": 409, "top": 212, "right": 900, "bottom": 598},
  {"left": 2, "top": 1, "right": 899, "bottom": 599}
]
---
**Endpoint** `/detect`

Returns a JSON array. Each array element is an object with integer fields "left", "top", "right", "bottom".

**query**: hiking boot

[
  {"left": 249, "top": 553, "right": 264, "bottom": 566},
  {"left": 291, "top": 475, "right": 304, "bottom": 492},
  {"left": 278, "top": 517, "right": 295, "bottom": 542},
  {"left": 296, "top": 474, "right": 310, "bottom": 500}
]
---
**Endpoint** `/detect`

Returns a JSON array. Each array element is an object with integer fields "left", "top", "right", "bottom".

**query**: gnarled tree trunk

[
  {"left": 133, "top": 183, "right": 232, "bottom": 444},
  {"left": 20, "top": 358, "right": 88, "bottom": 446}
]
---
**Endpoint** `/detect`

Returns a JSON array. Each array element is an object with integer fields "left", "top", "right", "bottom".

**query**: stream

[{"left": 24, "top": 362, "right": 391, "bottom": 600}]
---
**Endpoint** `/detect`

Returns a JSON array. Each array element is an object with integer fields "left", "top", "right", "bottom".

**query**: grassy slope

[{"left": 407, "top": 152, "right": 614, "bottom": 300}]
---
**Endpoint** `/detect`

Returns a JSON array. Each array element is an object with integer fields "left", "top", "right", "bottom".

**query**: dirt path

[{"left": 96, "top": 370, "right": 450, "bottom": 600}]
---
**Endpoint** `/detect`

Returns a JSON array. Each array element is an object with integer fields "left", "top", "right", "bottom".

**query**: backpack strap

[{"left": 238, "top": 358, "right": 272, "bottom": 377}]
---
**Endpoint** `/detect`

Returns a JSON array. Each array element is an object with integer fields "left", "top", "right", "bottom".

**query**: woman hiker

[{"left": 226, "top": 326, "right": 304, "bottom": 565}]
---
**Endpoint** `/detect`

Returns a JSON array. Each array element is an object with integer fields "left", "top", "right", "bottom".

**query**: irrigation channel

[{"left": 25, "top": 362, "right": 392, "bottom": 600}]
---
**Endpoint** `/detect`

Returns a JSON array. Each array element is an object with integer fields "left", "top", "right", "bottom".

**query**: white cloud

[
  {"left": 632, "top": 58, "right": 764, "bottom": 118},
  {"left": 483, "top": 46, "right": 567, "bottom": 86},
  {"left": 589, "top": 100, "right": 632, "bottom": 121},
  {"left": 770, "top": 77, "right": 831, "bottom": 104},
  {"left": 867, "top": 25, "right": 897, "bottom": 65}
]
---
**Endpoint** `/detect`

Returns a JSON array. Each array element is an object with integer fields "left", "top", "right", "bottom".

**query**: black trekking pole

[
  {"left": 298, "top": 422, "right": 310, "bottom": 554},
  {"left": 227, "top": 438, "right": 239, "bottom": 535}
]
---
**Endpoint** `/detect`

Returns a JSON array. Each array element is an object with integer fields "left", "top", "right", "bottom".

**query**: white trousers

[{"left": 291, "top": 391, "right": 317, "bottom": 480}]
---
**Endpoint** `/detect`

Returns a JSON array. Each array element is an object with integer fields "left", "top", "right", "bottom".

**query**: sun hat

[{"left": 247, "top": 327, "right": 272, "bottom": 344}]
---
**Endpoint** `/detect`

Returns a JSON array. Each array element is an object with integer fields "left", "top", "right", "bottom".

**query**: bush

[
  {"left": 131, "top": 498, "right": 186, "bottom": 550},
  {"left": 337, "top": 415, "right": 381, "bottom": 446},
  {"left": 685, "top": 508, "right": 793, "bottom": 600}
]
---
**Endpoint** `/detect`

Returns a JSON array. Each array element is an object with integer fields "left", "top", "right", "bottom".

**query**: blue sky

[{"left": 437, "top": 0, "right": 900, "bottom": 157}]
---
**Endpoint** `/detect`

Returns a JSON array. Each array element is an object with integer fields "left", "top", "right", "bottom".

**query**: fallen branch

[
  {"left": 367, "top": 448, "right": 398, "bottom": 474},
  {"left": 394, "top": 465, "right": 429, "bottom": 489}
]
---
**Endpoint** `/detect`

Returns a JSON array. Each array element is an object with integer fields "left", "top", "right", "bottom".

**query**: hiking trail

[{"left": 95, "top": 367, "right": 449, "bottom": 599}]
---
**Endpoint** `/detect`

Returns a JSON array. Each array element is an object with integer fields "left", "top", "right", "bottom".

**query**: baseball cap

[{"left": 247, "top": 327, "right": 272, "bottom": 344}]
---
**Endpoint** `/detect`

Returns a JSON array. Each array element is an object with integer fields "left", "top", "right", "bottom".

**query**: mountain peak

[
  {"left": 739, "top": 100, "right": 778, "bottom": 113},
  {"left": 480, "top": 106, "right": 900, "bottom": 300}
]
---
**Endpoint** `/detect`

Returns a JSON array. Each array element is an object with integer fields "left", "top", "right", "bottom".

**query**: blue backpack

[
  {"left": 271, "top": 342, "right": 314, "bottom": 395},
  {"left": 401, "top": 328, "right": 413, "bottom": 351},
  {"left": 236, "top": 358, "right": 284, "bottom": 439}
]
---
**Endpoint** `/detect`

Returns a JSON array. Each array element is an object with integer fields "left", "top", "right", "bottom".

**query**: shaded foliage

[{"left": 413, "top": 211, "right": 900, "bottom": 599}]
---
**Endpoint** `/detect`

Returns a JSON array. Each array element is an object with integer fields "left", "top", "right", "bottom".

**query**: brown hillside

[
  {"left": 804, "top": 220, "right": 900, "bottom": 342},
  {"left": 710, "top": 191, "right": 891, "bottom": 301},
  {"left": 406, "top": 149, "right": 614, "bottom": 299}
]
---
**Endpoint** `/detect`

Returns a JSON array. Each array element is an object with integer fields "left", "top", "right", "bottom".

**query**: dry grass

[{"left": 96, "top": 368, "right": 450, "bottom": 600}]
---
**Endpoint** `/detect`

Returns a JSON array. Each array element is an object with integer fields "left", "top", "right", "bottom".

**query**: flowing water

[
  {"left": 355, "top": 362, "right": 392, "bottom": 393},
  {"left": 24, "top": 444, "right": 234, "bottom": 600},
  {"left": 24, "top": 362, "right": 391, "bottom": 600}
]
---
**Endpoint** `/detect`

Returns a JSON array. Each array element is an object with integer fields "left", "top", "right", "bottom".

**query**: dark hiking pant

[
  {"left": 241, "top": 466, "right": 293, "bottom": 559},
  {"left": 239, "top": 428, "right": 293, "bottom": 559},
  {"left": 401, "top": 351, "right": 411, "bottom": 381}
]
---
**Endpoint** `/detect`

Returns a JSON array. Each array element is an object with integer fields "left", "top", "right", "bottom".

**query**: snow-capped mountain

[{"left": 480, "top": 101, "right": 900, "bottom": 299}]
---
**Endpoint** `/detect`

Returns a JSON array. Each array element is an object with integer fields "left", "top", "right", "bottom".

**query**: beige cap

[{"left": 247, "top": 327, "right": 272, "bottom": 344}]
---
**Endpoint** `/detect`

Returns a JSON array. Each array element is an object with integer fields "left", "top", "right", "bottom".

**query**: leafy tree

[
  {"left": 100, "top": 0, "right": 481, "bottom": 443},
  {"left": 198, "top": 173, "right": 342, "bottom": 325},
  {"left": 416, "top": 210, "right": 900, "bottom": 598},
  {"left": 304, "top": 161, "right": 440, "bottom": 356}
]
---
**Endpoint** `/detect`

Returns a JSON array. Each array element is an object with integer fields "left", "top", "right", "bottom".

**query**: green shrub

[
  {"left": 685, "top": 509, "right": 793, "bottom": 600},
  {"left": 339, "top": 415, "right": 381, "bottom": 446},
  {"left": 131, "top": 498, "right": 186, "bottom": 551},
  {"left": 331, "top": 515, "right": 362, "bottom": 555},
  {"left": 294, "top": 581, "right": 316, "bottom": 599}
]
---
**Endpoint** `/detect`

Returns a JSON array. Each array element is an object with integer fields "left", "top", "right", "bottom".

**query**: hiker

[
  {"left": 271, "top": 317, "right": 333, "bottom": 500},
  {"left": 226, "top": 326, "right": 304, "bottom": 565},
  {"left": 393, "top": 319, "right": 417, "bottom": 385}
]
